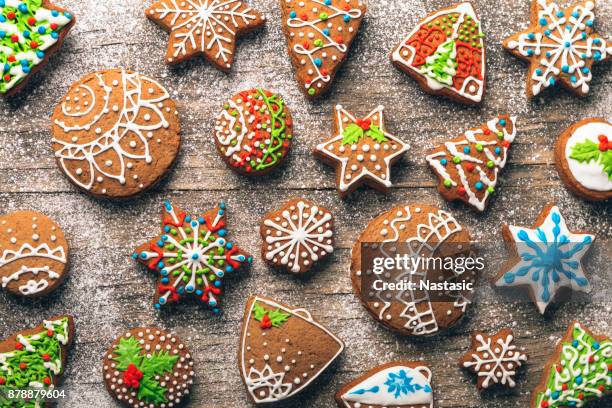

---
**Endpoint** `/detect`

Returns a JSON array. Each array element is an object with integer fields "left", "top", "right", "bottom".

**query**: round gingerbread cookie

[
  {"left": 214, "top": 88, "right": 293, "bottom": 175},
  {"left": 51, "top": 69, "right": 181, "bottom": 198},
  {"left": 0, "top": 211, "right": 68, "bottom": 297},
  {"left": 103, "top": 328, "right": 194, "bottom": 408},
  {"left": 555, "top": 117, "right": 612, "bottom": 201},
  {"left": 350, "top": 204, "right": 476, "bottom": 337}
]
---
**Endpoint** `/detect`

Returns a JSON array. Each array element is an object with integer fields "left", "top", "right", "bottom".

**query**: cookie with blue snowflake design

[
  {"left": 335, "top": 361, "right": 434, "bottom": 408},
  {"left": 494, "top": 204, "right": 595, "bottom": 314}
]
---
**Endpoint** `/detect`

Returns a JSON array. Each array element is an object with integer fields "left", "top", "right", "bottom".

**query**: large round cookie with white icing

[
  {"left": 51, "top": 69, "right": 181, "bottom": 198},
  {"left": 555, "top": 117, "right": 612, "bottom": 201},
  {"left": 350, "top": 204, "right": 476, "bottom": 337}
]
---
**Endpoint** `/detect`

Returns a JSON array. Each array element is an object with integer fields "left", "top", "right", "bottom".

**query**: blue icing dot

[
  {"left": 581, "top": 32, "right": 587, "bottom": 39},
  {"left": 209, "top": 299, "right": 217, "bottom": 307},
  {"left": 218, "top": 229, "right": 226, "bottom": 237},
  {"left": 38, "top": 27, "right": 46, "bottom": 34},
  {"left": 564, "top": 41, "right": 571, "bottom": 48},
  {"left": 572, "top": 11, "right": 579, "bottom": 18},
  {"left": 528, "top": 33, "right": 535, "bottom": 40},
  {"left": 161, "top": 235, "right": 168, "bottom": 241},
  {"left": 575, "top": 376, "right": 583, "bottom": 385},
  {"left": 225, "top": 242, "right": 233, "bottom": 249},
  {"left": 198, "top": 217, "right": 205, "bottom": 224},
  {"left": 161, "top": 277, "right": 169, "bottom": 284},
  {"left": 593, "top": 342, "right": 600, "bottom": 350},
  {"left": 191, "top": 220, "right": 197, "bottom": 227},
  {"left": 131, "top": 253, "right": 138, "bottom": 260},
  {"left": 546, "top": 51, "right": 552, "bottom": 57},
  {"left": 552, "top": 391, "right": 560, "bottom": 399},
  {"left": 290, "top": 11, "right": 296, "bottom": 18},
  {"left": 212, "top": 307, "right": 220, "bottom": 315},
  {"left": 565, "top": 25, "right": 572, "bottom": 31},
  {"left": 51, "top": 10, "right": 59, "bottom": 17},
  {"left": 475, "top": 181, "right": 484, "bottom": 190},
  {"left": 186, "top": 285, "right": 194, "bottom": 292},
  {"left": 440, "top": 158, "right": 448, "bottom": 165},
  {"left": 572, "top": 340, "right": 579, "bottom": 347},
  {"left": 237, "top": 255, "right": 245, "bottom": 261},
  {"left": 570, "top": 76, "right": 577, "bottom": 83},
  {"left": 495, "top": 147, "right": 501, "bottom": 155},
  {"left": 220, "top": 202, "right": 226, "bottom": 210},
  {"left": 195, "top": 289, "right": 203, "bottom": 296},
  {"left": 18, "top": 3, "right": 27, "bottom": 13},
  {"left": 214, "top": 280, "right": 221, "bottom": 287},
  {"left": 23, "top": 30, "right": 30, "bottom": 38},
  {"left": 562, "top": 65, "right": 569, "bottom": 73},
  {"left": 593, "top": 38, "right": 601, "bottom": 45},
  {"left": 0, "top": 0, "right": 5, "bottom": 7},
  {"left": 20, "top": 59, "right": 28, "bottom": 67},
  {"left": 225, "top": 265, "right": 233, "bottom": 273},
  {"left": 463, "top": 146, "right": 470, "bottom": 154},
  {"left": 154, "top": 303, "right": 161, "bottom": 309},
  {"left": 164, "top": 225, "right": 171, "bottom": 232},
  {"left": 64, "top": 12, "right": 72, "bottom": 19},
  {"left": 535, "top": 68, "right": 543, "bottom": 75},
  {"left": 344, "top": 15, "right": 350, "bottom": 22},
  {"left": 325, "top": 0, "right": 331, "bottom": 4},
  {"left": 164, "top": 200, "right": 172, "bottom": 211},
  {"left": 556, "top": 11, "right": 564, "bottom": 17},
  {"left": 586, "top": 20, "right": 593, "bottom": 27},
  {"left": 157, "top": 261, "right": 164, "bottom": 268},
  {"left": 549, "top": 77, "right": 556, "bottom": 86},
  {"left": 323, "top": 28, "right": 330, "bottom": 35},
  {"left": 544, "top": 29, "right": 551, "bottom": 37},
  {"left": 177, "top": 286, "right": 185, "bottom": 294},
  {"left": 161, "top": 269, "right": 169, "bottom": 276},
  {"left": 594, "top": 51, "right": 602, "bottom": 60},
  {"left": 582, "top": 67, "right": 589, "bottom": 74},
  {"left": 499, "top": 119, "right": 506, "bottom": 126},
  {"left": 191, "top": 253, "right": 199, "bottom": 260},
  {"left": 139, "top": 252, "right": 147, "bottom": 259},
  {"left": 527, "top": 49, "right": 534, "bottom": 56},
  {"left": 539, "top": 18, "right": 547, "bottom": 26},
  {"left": 0, "top": 16, "right": 5, "bottom": 23},
  {"left": 159, "top": 297, "right": 166, "bottom": 305},
  {"left": 503, "top": 272, "right": 515, "bottom": 284},
  {"left": 314, "top": 58, "right": 322, "bottom": 67}
]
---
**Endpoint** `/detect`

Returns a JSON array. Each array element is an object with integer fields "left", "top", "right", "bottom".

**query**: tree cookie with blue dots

[
  {"left": 425, "top": 115, "right": 517, "bottom": 212},
  {"left": 503, "top": 0, "right": 611, "bottom": 99},
  {"left": 494, "top": 204, "right": 595, "bottom": 315},
  {"left": 0, "top": 0, "right": 75, "bottom": 96},
  {"left": 280, "top": 0, "right": 366, "bottom": 99},
  {"left": 132, "top": 201, "right": 252, "bottom": 314}
]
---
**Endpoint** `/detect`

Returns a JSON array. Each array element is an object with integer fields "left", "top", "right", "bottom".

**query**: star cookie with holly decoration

[
  {"left": 532, "top": 321, "right": 611, "bottom": 408},
  {"left": 0, "top": 0, "right": 75, "bottom": 96},
  {"left": 239, "top": 295, "right": 344, "bottom": 404},
  {"left": 0, "top": 316, "right": 74, "bottom": 406},
  {"left": 460, "top": 328, "right": 528, "bottom": 391},
  {"left": 145, "top": 0, "right": 266, "bottom": 70},
  {"left": 280, "top": 0, "right": 366, "bottom": 99},
  {"left": 103, "top": 328, "right": 194, "bottom": 408},
  {"left": 314, "top": 105, "right": 409, "bottom": 198},
  {"left": 494, "top": 204, "right": 594, "bottom": 315},
  {"left": 132, "top": 200, "right": 252, "bottom": 314},
  {"left": 503, "top": 0, "right": 612, "bottom": 98}
]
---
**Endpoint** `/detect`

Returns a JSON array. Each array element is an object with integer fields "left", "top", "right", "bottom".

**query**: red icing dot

[
  {"left": 43, "top": 377, "right": 51, "bottom": 385},
  {"left": 541, "top": 401, "right": 549, "bottom": 408},
  {"left": 599, "top": 385, "right": 605, "bottom": 392},
  {"left": 7, "top": 12, "right": 16, "bottom": 20},
  {"left": 343, "top": 5, "right": 350, "bottom": 11},
  {"left": 0, "top": 377, "right": 5, "bottom": 385},
  {"left": 465, "top": 163, "right": 475, "bottom": 172},
  {"left": 30, "top": 41, "right": 38, "bottom": 49},
  {"left": 502, "top": 141, "right": 511, "bottom": 148},
  {"left": 19, "top": 363, "right": 27, "bottom": 370},
  {"left": 556, "top": 365, "right": 562, "bottom": 373},
  {"left": 47, "top": 329, "right": 54, "bottom": 337},
  {"left": 27, "top": 17, "right": 36, "bottom": 25},
  {"left": 458, "top": 187, "right": 467, "bottom": 196},
  {"left": 10, "top": 34, "right": 18, "bottom": 43},
  {"left": 562, "top": 383, "right": 568, "bottom": 390},
  {"left": 50, "top": 23, "right": 58, "bottom": 30},
  {"left": 42, "top": 354, "right": 51, "bottom": 362},
  {"left": 599, "top": 142, "right": 608, "bottom": 152},
  {"left": 335, "top": 36, "right": 343, "bottom": 44},
  {"left": 301, "top": 14, "right": 308, "bottom": 21},
  {"left": 15, "top": 342, "right": 23, "bottom": 350},
  {"left": 483, "top": 128, "right": 491, "bottom": 135},
  {"left": 3, "top": 74, "right": 9, "bottom": 82},
  {"left": 588, "top": 355, "right": 595, "bottom": 363},
  {"left": 578, "top": 393, "right": 584, "bottom": 400},
  {"left": 303, "top": 41, "right": 310, "bottom": 50},
  {"left": 598, "top": 134, "right": 608, "bottom": 142}
]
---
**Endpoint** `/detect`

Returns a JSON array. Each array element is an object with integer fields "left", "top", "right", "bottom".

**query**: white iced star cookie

[{"left": 494, "top": 204, "right": 595, "bottom": 314}]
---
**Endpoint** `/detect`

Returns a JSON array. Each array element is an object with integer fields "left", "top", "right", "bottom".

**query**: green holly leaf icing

[
  {"left": 342, "top": 123, "right": 364, "bottom": 145},
  {"left": 570, "top": 140, "right": 612, "bottom": 179},
  {"left": 140, "top": 351, "right": 179, "bottom": 377},
  {"left": 113, "top": 336, "right": 143, "bottom": 371},
  {"left": 536, "top": 323, "right": 612, "bottom": 408},
  {"left": 252, "top": 302, "right": 267, "bottom": 321},
  {"left": 267, "top": 309, "right": 291, "bottom": 328},
  {"left": 365, "top": 125, "right": 388, "bottom": 143},
  {"left": 421, "top": 39, "right": 458, "bottom": 86},
  {"left": 601, "top": 150, "right": 612, "bottom": 178},
  {"left": 137, "top": 376, "right": 168, "bottom": 405}
]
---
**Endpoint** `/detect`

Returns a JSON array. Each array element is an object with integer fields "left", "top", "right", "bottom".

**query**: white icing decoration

[{"left": 564, "top": 120, "right": 612, "bottom": 192}]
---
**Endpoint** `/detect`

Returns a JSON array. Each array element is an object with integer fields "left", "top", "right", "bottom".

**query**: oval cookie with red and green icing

[
  {"left": 0, "top": 316, "right": 74, "bottom": 406},
  {"left": 0, "top": 0, "right": 75, "bottom": 96},
  {"left": 532, "top": 322, "right": 611, "bottom": 408},
  {"left": 239, "top": 295, "right": 344, "bottom": 404},
  {"left": 555, "top": 118, "right": 612, "bottom": 201},
  {"left": 391, "top": 2, "right": 486, "bottom": 105},
  {"left": 0, "top": 210, "right": 68, "bottom": 297},
  {"left": 103, "top": 328, "right": 194, "bottom": 408},
  {"left": 214, "top": 88, "right": 293, "bottom": 176}
]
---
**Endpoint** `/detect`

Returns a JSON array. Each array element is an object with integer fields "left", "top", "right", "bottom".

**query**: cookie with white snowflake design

[
  {"left": 260, "top": 198, "right": 334, "bottom": 274},
  {"left": 391, "top": 2, "right": 486, "bottom": 105},
  {"left": 146, "top": 0, "right": 266, "bottom": 70},
  {"left": 0, "top": 210, "right": 68, "bottom": 298},
  {"left": 494, "top": 204, "right": 595, "bottom": 315},
  {"left": 280, "top": 0, "right": 366, "bottom": 99},
  {"left": 132, "top": 200, "right": 252, "bottom": 314},
  {"left": 103, "top": 328, "right": 194, "bottom": 408},
  {"left": 503, "top": 0, "right": 611, "bottom": 98},
  {"left": 239, "top": 295, "right": 344, "bottom": 404},
  {"left": 214, "top": 88, "right": 293, "bottom": 176},
  {"left": 0, "top": 316, "right": 74, "bottom": 407},
  {"left": 555, "top": 118, "right": 612, "bottom": 201},
  {"left": 335, "top": 361, "right": 434, "bottom": 408},
  {"left": 0, "top": 0, "right": 75, "bottom": 96},
  {"left": 532, "top": 321, "right": 611, "bottom": 408},
  {"left": 314, "top": 105, "right": 409, "bottom": 198},
  {"left": 460, "top": 328, "right": 528, "bottom": 391},
  {"left": 51, "top": 69, "right": 181, "bottom": 198},
  {"left": 351, "top": 204, "right": 477, "bottom": 337}
]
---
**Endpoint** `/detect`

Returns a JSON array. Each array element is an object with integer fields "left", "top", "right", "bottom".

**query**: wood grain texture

[{"left": 0, "top": 1, "right": 610, "bottom": 407}]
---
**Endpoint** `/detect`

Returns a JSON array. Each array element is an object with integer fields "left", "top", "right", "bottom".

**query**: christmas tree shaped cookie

[
  {"left": 280, "top": 0, "right": 366, "bottom": 99},
  {"left": 0, "top": 316, "right": 74, "bottom": 406},
  {"left": 391, "top": 2, "right": 486, "bottom": 105},
  {"left": 503, "top": 0, "right": 612, "bottom": 98},
  {"left": 533, "top": 322, "right": 611, "bottom": 408},
  {"left": 0, "top": 0, "right": 75, "bottom": 96},
  {"left": 426, "top": 115, "right": 517, "bottom": 211},
  {"left": 239, "top": 295, "right": 344, "bottom": 404},
  {"left": 132, "top": 201, "right": 252, "bottom": 314}
]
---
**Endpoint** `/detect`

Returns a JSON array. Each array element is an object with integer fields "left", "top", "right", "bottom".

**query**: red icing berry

[
  {"left": 42, "top": 354, "right": 51, "bottom": 362},
  {"left": 260, "top": 314, "right": 272, "bottom": 329},
  {"left": 465, "top": 163, "right": 475, "bottom": 172},
  {"left": 599, "top": 385, "right": 606, "bottom": 392},
  {"left": 588, "top": 355, "right": 595, "bottom": 363},
  {"left": 43, "top": 377, "right": 51, "bottom": 386},
  {"left": 27, "top": 17, "right": 36, "bottom": 25},
  {"left": 599, "top": 142, "right": 608, "bottom": 152},
  {"left": 335, "top": 36, "right": 343, "bottom": 44},
  {"left": 598, "top": 134, "right": 608, "bottom": 142},
  {"left": 556, "top": 365, "right": 562, "bottom": 373},
  {"left": 50, "top": 23, "right": 58, "bottom": 30},
  {"left": 0, "top": 377, "right": 5, "bottom": 385},
  {"left": 301, "top": 14, "right": 308, "bottom": 21},
  {"left": 541, "top": 401, "right": 549, "bottom": 408},
  {"left": 7, "top": 55, "right": 15, "bottom": 62},
  {"left": 562, "top": 383, "right": 568, "bottom": 390},
  {"left": 7, "top": 11, "right": 16, "bottom": 20},
  {"left": 608, "top": 363, "right": 612, "bottom": 370},
  {"left": 19, "top": 363, "right": 27, "bottom": 370},
  {"left": 343, "top": 5, "right": 350, "bottom": 11},
  {"left": 47, "top": 329, "right": 54, "bottom": 337},
  {"left": 356, "top": 118, "right": 371, "bottom": 131},
  {"left": 502, "top": 140, "right": 511, "bottom": 148},
  {"left": 10, "top": 34, "right": 18, "bottom": 43},
  {"left": 458, "top": 187, "right": 466, "bottom": 196},
  {"left": 578, "top": 393, "right": 584, "bottom": 400},
  {"left": 3, "top": 74, "right": 9, "bottom": 82},
  {"left": 15, "top": 342, "right": 23, "bottom": 350},
  {"left": 30, "top": 41, "right": 38, "bottom": 49},
  {"left": 303, "top": 41, "right": 310, "bottom": 50},
  {"left": 483, "top": 128, "right": 491, "bottom": 135},
  {"left": 122, "top": 363, "right": 143, "bottom": 389}
]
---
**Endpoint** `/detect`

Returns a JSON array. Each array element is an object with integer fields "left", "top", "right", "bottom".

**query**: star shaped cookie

[
  {"left": 314, "top": 105, "right": 409, "bottom": 198},
  {"left": 503, "top": 0, "right": 611, "bottom": 98},
  {"left": 494, "top": 204, "right": 594, "bottom": 314},
  {"left": 145, "top": 0, "right": 266, "bottom": 70}
]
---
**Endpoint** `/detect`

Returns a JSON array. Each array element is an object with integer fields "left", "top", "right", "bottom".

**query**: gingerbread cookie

[
  {"left": 426, "top": 115, "right": 517, "bottom": 211},
  {"left": 533, "top": 322, "right": 611, "bottom": 408},
  {"left": 0, "top": 0, "right": 75, "bottom": 96},
  {"left": 391, "top": 2, "right": 486, "bottom": 105},
  {"left": 260, "top": 198, "right": 334, "bottom": 274},
  {"left": 351, "top": 204, "right": 476, "bottom": 337},
  {"left": 503, "top": 0, "right": 611, "bottom": 98},
  {"left": 0, "top": 210, "right": 68, "bottom": 297},
  {"left": 335, "top": 361, "right": 434, "bottom": 408},
  {"left": 460, "top": 328, "right": 528, "bottom": 391},
  {"left": 494, "top": 204, "right": 594, "bottom": 315},
  {"left": 280, "top": 0, "right": 366, "bottom": 99},
  {"left": 555, "top": 118, "right": 612, "bottom": 201},
  {"left": 146, "top": 0, "right": 265, "bottom": 70},
  {"left": 51, "top": 69, "right": 181, "bottom": 198},
  {"left": 314, "top": 105, "right": 409, "bottom": 198},
  {"left": 0, "top": 316, "right": 74, "bottom": 407},
  {"left": 214, "top": 88, "right": 293, "bottom": 175},
  {"left": 132, "top": 200, "right": 252, "bottom": 314},
  {"left": 103, "top": 328, "right": 194, "bottom": 408},
  {"left": 239, "top": 295, "right": 344, "bottom": 404}
]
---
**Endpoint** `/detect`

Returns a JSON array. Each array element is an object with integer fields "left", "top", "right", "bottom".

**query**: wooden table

[{"left": 0, "top": 0, "right": 610, "bottom": 407}]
